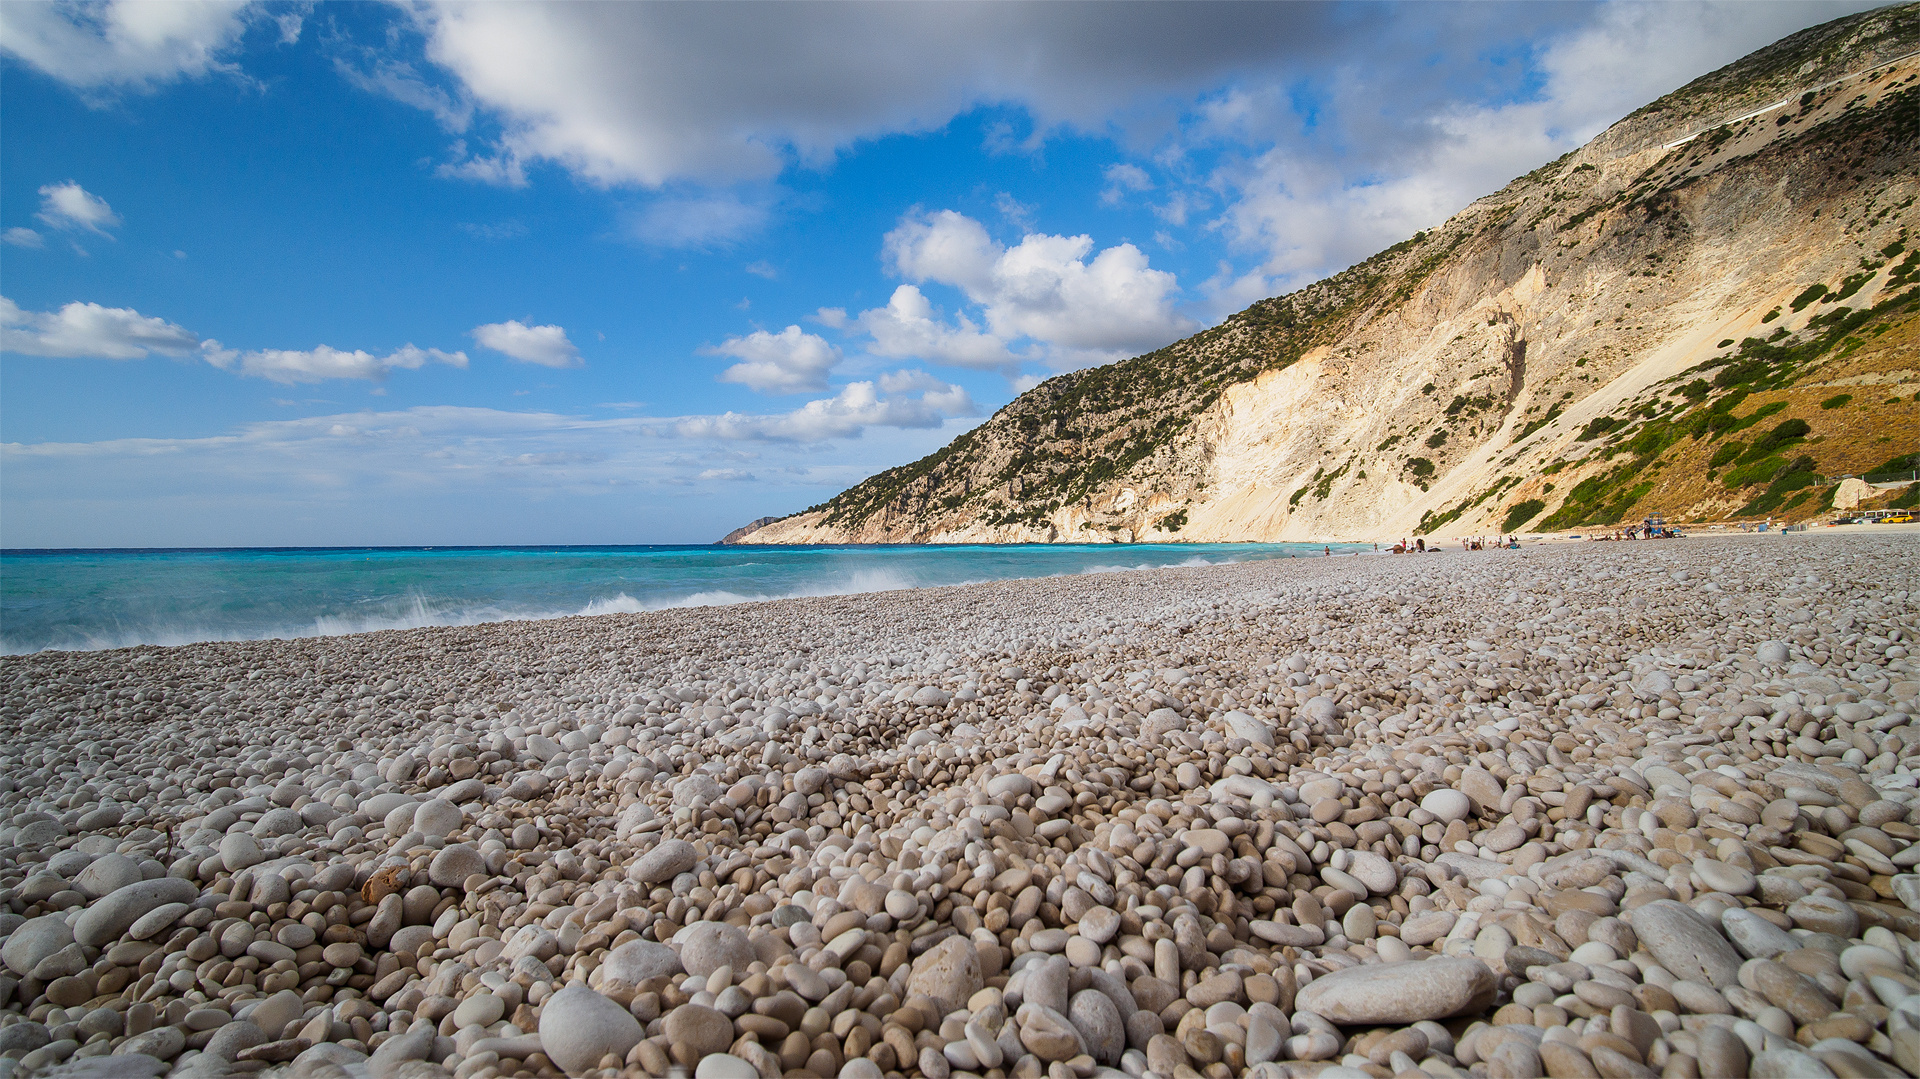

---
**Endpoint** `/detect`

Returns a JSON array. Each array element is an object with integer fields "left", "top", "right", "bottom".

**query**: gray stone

[
  {"left": 2, "top": 915, "right": 75, "bottom": 976},
  {"left": 1293, "top": 956, "right": 1497, "bottom": 1024},
  {"left": 203, "top": 1021, "right": 267, "bottom": 1062},
  {"left": 539, "top": 985, "right": 644, "bottom": 1075},
  {"left": 1068, "top": 988, "right": 1124, "bottom": 1065},
  {"left": 1722, "top": 908, "right": 1798, "bottom": 959},
  {"left": 72, "top": 853, "right": 143, "bottom": 899},
  {"left": 629, "top": 838, "right": 698, "bottom": 885},
  {"left": 677, "top": 921, "right": 753, "bottom": 977},
  {"left": 219, "top": 832, "right": 264, "bottom": 872},
  {"left": 601, "top": 940, "right": 683, "bottom": 984},
  {"left": 0, "top": 1022, "right": 51, "bottom": 1054},
  {"left": 427, "top": 844, "right": 484, "bottom": 888},
  {"left": 1625, "top": 900, "right": 1743, "bottom": 989}
]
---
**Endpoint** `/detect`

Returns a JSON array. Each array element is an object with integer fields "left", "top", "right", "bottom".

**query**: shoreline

[{"left": 1, "top": 532, "right": 1917, "bottom": 1078}]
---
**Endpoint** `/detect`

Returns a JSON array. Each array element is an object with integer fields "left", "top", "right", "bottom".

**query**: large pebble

[
  {"left": 1625, "top": 900, "right": 1743, "bottom": 989},
  {"left": 908, "top": 936, "right": 983, "bottom": 1016},
  {"left": 73, "top": 878, "right": 197, "bottom": 948},
  {"left": 538, "top": 984, "right": 645, "bottom": 1075},
  {"left": 630, "top": 838, "right": 698, "bottom": 884},
  {"left": 1293, "top": 956, "right": 1497, "bottom": 1023}
]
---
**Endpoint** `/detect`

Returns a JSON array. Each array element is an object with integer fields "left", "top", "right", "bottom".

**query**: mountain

[{"left": 733, "top": 7, "right": 1920, "bottom": 545}]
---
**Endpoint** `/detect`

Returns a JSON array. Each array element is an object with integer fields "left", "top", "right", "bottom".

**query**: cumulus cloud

[
  {"left": 707, "top": 326, "right": 841, "bottom": 395},
  {"left": 0, "top": 0, "right": 256, "bottom": 93},
  {"left": 857, "top": 285, "right": 1012, "bottom": 373},
  {"left": 472, "top": 320, "right": 582, "bottom": 368},
  {"left": 201, "top": 343, "right": 468, "bottom": 385},
  {"left": 2, "top": 295, "right": 469, "bottom": 384},
  {"left": 881, "top": 209, "right": 1195, "bottom": 367},
  {"left": 2, "top": 228, "right": 44, "bottom": 249},
  {"left": 1, "top": 295, "right": 199, "bottom": 359},
  {"left": 676, "top": 376, "right": 975, "bottom": 442},
  {"left": 36, "top": 182, "right": 121, "bottom": 236}
]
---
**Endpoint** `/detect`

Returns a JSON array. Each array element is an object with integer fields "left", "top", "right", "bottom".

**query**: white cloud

[
  {"left": 676, "top": 376, "right": 975, "bottom": 442},
  {"left": 36, "top": 182, "right": 120, "bottom": 236},
  {"left": 1100, "top": 163, "right": 1152, "bottom": 205},
  {"left": 0, "top": 0, "right": 254, "bottom": 92},
  {"left": 201, "top": 343, "right": 469, "bottom": 385},
  {"left": 473, "top": 320, "right": 582, "bottom": 368},
  {"left": 744, "top": 260, "right": 779, "bottom": 280},
  {"left": 1, "top": 295, "right": 198, "bottom": 359},
  {"left": 857, "top": 285, "right": 1012, "bottom": 373},
  {"left": 882, "top": 209, "right": 1195, "bottom": 367},
  {"left": 2, "top": 228, "right": 43, "bottom": 249},
  {"left": 2, "top": 295, "right": 470, "bottom": 384},
  {"left": 707, "top": 326, "right": 840, "bottom": 395},
  {"left": 626, "top": 193, "right": 770, "bottom": 248}
]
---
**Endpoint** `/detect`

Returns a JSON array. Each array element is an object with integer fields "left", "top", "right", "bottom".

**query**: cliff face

[{"left": 737, "top": 8, "right": 1920, "bottom": 545}]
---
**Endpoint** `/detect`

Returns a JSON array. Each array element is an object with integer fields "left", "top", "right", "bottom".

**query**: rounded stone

[
  {"left": 1068, "top": 988, "right": 1124, "bottom": 1065},
  {"left": 661, "top": 1003, "right": 734, "bottom": 1060},
  {"left": 454, "top": 992, "right": 506, "bottom": 1028},
  {"left": 1786, "top": 895, "right": 1859, "bottom": 938},
  {"left": 1078, "top": 906, "right": 1120, "bottom": 944},
  {"left": 428, "top": 843, "right": 484, "bottom": 888},
  {"left": 678, "top": 921, "right": 753, "bottom": 977},
  {"left": 1624, "top": 900, "right": 1743, "bottom": 989},
  {"left": 538, "top": 984, "right": 645, "bottom": 1075},
  {"left": 602, "top": 940, "right": 684, "bottom": 984},
  {"left": 630, "top": 838, "right": 699, "bottom": 885},
  {"left": 72, "top": 853, "right": 143, "bottom": 899},
  {"left": 220, "top": 832, "right": 264, "bottom": 872},
  {"left": 1293, "top": 956, "right": 1498, "bottom": 1023},
  {"left": 1, "top": 915, "right": 75, "bottom": 976},
  {"left": 1693, "top": 858, "right": 1756, "bottom": 896},
  {"left": 73, "top": 877, "right": 198, "bottom": 948},
  {"left": 1421, "top": 789, "right": 1472, "bottom": 824},
  {"left": 413, "top": 799, "right": 463, "bottom": 839}
]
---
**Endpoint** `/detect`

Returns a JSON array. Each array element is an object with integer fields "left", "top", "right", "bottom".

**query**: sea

[{"left": 0, "top": 542, "right": 1365, "bottom": 655}]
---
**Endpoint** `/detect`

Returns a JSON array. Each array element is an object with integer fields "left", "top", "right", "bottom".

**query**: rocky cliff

[{"left": 735, "top": 7, "right": 1920, "bottom": 545}]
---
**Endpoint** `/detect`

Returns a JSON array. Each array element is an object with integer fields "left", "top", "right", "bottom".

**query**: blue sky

[{"left": 0, "top": 0, "right": 1882, "bottom": 547}]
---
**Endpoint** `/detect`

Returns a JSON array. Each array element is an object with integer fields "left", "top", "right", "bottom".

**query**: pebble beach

[{"left": 2, "top": 532, "right": 1917, "bottom": 1079}]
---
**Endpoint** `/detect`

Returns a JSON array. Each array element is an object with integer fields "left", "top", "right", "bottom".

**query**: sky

[{"left": 0, "top": 0, "right": 1886, "bottom": 548}]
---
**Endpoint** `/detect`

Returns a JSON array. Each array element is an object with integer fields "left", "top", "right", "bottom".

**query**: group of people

[
  {"left": 1459, "top": 536, "right": 1522, "bottom": 550},
  {"left": 1597, "top": 518, "right": 1681, "bottom": 540}
]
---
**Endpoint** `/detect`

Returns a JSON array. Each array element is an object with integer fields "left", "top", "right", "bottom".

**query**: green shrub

[
  {"left": 1502, "top": 499, "right": 1546, "bottom": 532},
  {"left": 1790, "top": 284, "right": 1829, "bottom": 312},
  {"left": 1820, "top": 393, "right": 1853, "bottom": 410}
]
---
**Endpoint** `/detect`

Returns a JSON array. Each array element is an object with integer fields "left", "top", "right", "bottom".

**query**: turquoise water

[{"left": 0, "top": 543, "right": 1361, "bottom": 654}]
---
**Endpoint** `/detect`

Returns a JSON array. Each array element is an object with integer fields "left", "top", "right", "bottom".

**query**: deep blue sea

[{"left": 0, "top": 543, "right": 1360, "bottom": 654}]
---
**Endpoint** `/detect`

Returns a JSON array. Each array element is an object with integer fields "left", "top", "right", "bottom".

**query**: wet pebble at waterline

[{"left": 0, "top": 534, "right": 1917, "bottom": 1079}]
